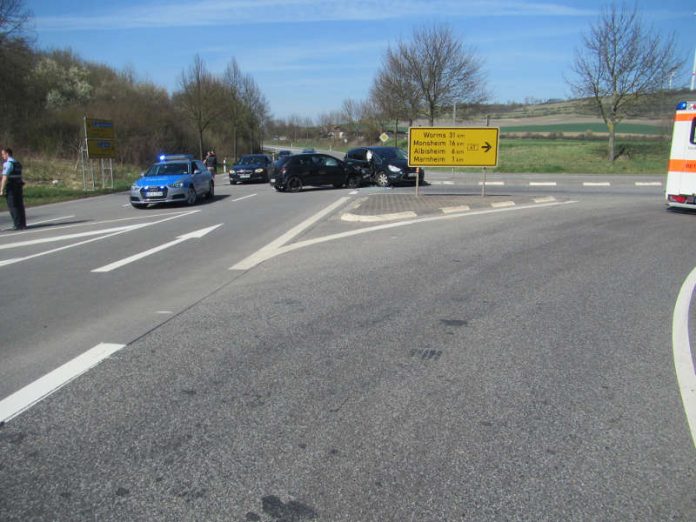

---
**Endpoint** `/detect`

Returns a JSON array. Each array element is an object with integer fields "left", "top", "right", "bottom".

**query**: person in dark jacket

[{"left": 0, "top": 147, "right": 26, "bottom": 230}]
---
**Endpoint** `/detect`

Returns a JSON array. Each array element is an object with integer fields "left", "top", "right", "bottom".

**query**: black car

[
  {"left": 271, "top": 153, "right": 361, "bottom": 192},
  {"left": 229, "top": 154, "right": 273, "bottom": 184},
  {"left": 344, "top": 146, "right": 425, "bottom": 187},
  {"left": 276, "top": 150, "right": 293, "bottom": 160}
]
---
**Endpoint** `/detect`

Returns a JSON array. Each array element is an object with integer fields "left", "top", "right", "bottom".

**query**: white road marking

[
  {"left": 583, "top": 182, "right": 611, "bottom": 186},
  {"left": 0, "top": 342, "right": 126, "bottom": 423},
  {"left": 230, "top": 197, "right": 350, "bottom": 270},
  {"left": 341, "top": 211, "right": 418, "bottom": 222},
  {"left": 478, "top": 181, "right": 505, "bottom": 186},
  {"left": 533, "top": 196, "right": 557, "bottom": 203},
  {"left": 0, "top": 224, "right": 150, "bottom": 250},
  {"left": 635, "top": 182, "right": 662, "bottom": 187},
  {"left": 232, "top": 194, "right": 257, "bottom": 202},
  {"left": 441, "top": 205, "right": 471, "bottom": 214},
  {"left": 0, "top": 211, "right": 199, "bottom": 268},
  {"left": 491, "top": 201, "right": 515, "bottom": 208},
  {"left": 0, "top": 209, "right": 200, "bottom": 238},
  {"left": 672, "top": 266, "right": 696, "bottom": 448},
  {"left": 529, "top": 182, "right": 557, "bottom": 186},
  {"left": 234, "top": 200, "right": 576, "bottom": 270},
  {"left": 28, "top": 215, "right": 76, "bottom": 226},
  {"left": 92, "top": 224, "right": 222, "bottom": 273}
]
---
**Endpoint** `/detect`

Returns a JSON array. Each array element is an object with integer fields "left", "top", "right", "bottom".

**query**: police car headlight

[
  {"left": 254, "top": 168, "right": 264, "bottom": 173},
  {"left": 169, "top": 181, "right": 185, "bottom": 189},
  {"left": 130, "top": 184, "right": 139, "bottom": 191},
  {"left": 388, "top": 165, "right": 402, "bottom": 173}
]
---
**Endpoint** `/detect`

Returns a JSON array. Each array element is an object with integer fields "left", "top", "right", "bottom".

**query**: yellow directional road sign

[
  {"left": 86, "top": 139, "right": 116, "bottom": 159},
  {"left": 85, "top": 118, "right": 115, "bottom": 139},
  {"left": 409, "top": 127, "right": 499, "bottom": 167}
]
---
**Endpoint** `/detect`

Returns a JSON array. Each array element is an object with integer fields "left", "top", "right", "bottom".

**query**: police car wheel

[{"left": 186, "top": 187, "right": 197, "bottom": 206}]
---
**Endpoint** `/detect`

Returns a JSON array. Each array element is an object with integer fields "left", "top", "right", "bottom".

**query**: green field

[
  {"left": 500, "top": 122, "right": 664, "bottom": 135},
  {"left": 0, "top": 138, "right": 672, "bottom": 211}
]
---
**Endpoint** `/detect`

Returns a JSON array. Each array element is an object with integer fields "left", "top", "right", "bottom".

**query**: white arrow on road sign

[{"left": 91, "top": 224, "right": 222, "bottom": 273}]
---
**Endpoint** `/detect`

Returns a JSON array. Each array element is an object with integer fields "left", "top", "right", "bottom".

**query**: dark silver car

[
  {"left": 271, "top": 153, "right": 362, "bottom": 192},
  {"left": 229, "top": 154, "right": 273, "bottom": 184}
]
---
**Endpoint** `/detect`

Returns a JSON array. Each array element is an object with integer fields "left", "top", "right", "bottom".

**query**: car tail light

[{"left": 669, "top": 195, "right": 688, "bottom": 203}]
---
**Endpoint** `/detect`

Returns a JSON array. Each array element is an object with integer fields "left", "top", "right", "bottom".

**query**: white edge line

[
  {"left": 230, "top": 197, "right": 349, "bottom": 270},
  {"left": 0, "top": 342, "right": 126, "bottom": 423},
  {"left": 29, "top": 215, "right": 76, "bottom": 226},
  {"left": 672, "top": 266, "right": 696, "bottom": 448},
  {"left": 270, "top": 200, "right": 578, "bottom": 263}
]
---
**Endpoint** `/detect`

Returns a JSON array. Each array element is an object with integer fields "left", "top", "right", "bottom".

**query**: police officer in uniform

[{"left": 1, "top": 147, "right": 27, "bottom": 230}]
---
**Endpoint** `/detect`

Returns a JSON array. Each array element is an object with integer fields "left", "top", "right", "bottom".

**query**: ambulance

[{"left": 666, "top": 101, "right": 696, "bottom": 209}]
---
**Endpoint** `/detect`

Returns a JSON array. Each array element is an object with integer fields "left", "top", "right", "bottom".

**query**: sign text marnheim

[{"left": 408, "top": 127, "right": 499, "bottom": 167}]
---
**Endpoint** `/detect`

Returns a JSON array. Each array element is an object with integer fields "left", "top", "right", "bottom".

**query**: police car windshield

[{"left": 145, "top": 162, "right": 190, "bottom": 176}]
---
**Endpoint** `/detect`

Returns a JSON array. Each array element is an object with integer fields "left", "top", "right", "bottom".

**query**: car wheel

[
  {"left": 375, "top": 171, "right": 390, "bottom": 187},
  {"left": 333, "top": 182, "right": 344, "bottom": 188},
  {"left": 186, "top": 186, "right": 197, "bottom": 206},
  {"left": 206, "top": 181, "right": 214, "bottom": 200},
  {"left": 347, "top": 176, "right": 360, "bottom": 189},
  {"left": 287, "top": 177, "right": 302, "bottom": 192}
]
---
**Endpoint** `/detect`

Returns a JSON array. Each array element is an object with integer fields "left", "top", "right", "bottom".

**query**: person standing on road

[
  {"left": 0, "top": 147, "right": 26, "bottom": 230},
  {"left": 205, "top": 150, "right": 218, "bottom": 176}
]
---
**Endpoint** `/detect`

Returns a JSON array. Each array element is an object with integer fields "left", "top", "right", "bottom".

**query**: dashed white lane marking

[
  {"left": 583, "top": 182, "right": 611, "bottom": 186},
  {"left": 230, "top": 197, "right": 350, "bottom": 270},
  {"left": 232, "top": 194, "right": 257, "bottom": 202},
  {"left": 635, "top": 182, "right": 662, "bottom": 187},
  {"left": 0, "top": 342, "right": 126, "bottom": 423},
  {"left": 156, "top": 310, "right": 173, "bottom": 314},
  {"left": 477, "top": 181, "right": 505, "bottom": 186},
  {"left": 529, "top": 182, "right": 557, "bottom": 186},
  {"left": 672, "top": 266, "right": 696, "bottom": 449}
]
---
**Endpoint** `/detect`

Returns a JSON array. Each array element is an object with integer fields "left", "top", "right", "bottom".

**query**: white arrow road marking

[
  {"left": 0, "top": 342, "right": 126, "bottom": 423},
  {"left": 92, "top": 224, "right": 222, "bottom": 273},
  {"left": 0, "top": 210, "right": 200, "bottom": 268}
]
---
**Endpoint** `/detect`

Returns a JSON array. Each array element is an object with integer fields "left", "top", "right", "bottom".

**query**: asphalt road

[{"left": 1, "top": 175, "right": 695, "bottom": 520}]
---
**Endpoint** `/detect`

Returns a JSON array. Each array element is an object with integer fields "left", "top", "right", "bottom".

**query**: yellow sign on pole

[
  {"left": 85, "top": 118, "right": 115, "bottom": 139},
  {"left": 86, "top": 139, "right": 117, "bottom": 159},
  {"left": 408, "top": 127, "right": 499, "bottom": 167}
]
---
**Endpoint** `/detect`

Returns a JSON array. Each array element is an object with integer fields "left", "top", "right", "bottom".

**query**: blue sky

[{"left": 25, "top": 0, "right": 696, "bottom": 120}]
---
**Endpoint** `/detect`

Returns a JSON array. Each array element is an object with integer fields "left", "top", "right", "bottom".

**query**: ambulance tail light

[{"left": 668, "top": 194, "right": 688, "bottom": 204}]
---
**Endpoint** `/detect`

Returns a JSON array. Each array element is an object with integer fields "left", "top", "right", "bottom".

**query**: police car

[{"left": 130, "top": 154, "right": 214, "bottom": 209}]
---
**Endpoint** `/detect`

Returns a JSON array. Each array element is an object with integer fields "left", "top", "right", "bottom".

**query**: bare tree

[
  {"left": 370, "top": 45, "right": 422, "bottom": 127},
  {"left": 0, "top": 0, "right": 31, "bottom": 39},
  {"left": 174, "top": 55, "right": 227, "bottom": 159},
  {"left": 568, "top": 2, "right": 681, "bottom": 161},
  {"left": 396, "top": 24, "right": 486, "bottom": 126}
]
